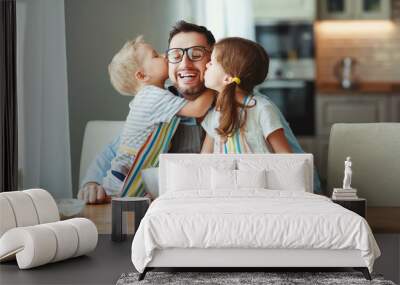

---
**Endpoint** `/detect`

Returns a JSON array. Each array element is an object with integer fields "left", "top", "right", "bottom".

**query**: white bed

[{"left": 131, "top": 154, "right": 380, "bottom": 280}]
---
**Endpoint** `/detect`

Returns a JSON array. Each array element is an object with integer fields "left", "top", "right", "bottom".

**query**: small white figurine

[{"left": 342, "top": 156, "right": 352, "bottom": 189}]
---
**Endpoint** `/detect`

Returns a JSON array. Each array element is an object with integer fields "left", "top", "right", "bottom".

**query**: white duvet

[{"left": 131, "top": 190, "right": 380, "bottom": 273}]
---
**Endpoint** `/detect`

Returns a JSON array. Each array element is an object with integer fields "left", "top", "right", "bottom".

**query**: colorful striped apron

[
  {"left": 120, "top": 116, "right": 181, "bottom": 197},
  {"left": 221, "top": 96, "right": 253, "bottom": 154}
]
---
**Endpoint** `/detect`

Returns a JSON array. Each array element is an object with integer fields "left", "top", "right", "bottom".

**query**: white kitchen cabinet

[
  {"left": 319, "top": 0, "right": 391, "bottom": 20},
  {"left": 252, "top": 0, "right": 316, "bottom": 22},
  {"left": 316, "top": 94, "right": 389, "bottom": 136}
]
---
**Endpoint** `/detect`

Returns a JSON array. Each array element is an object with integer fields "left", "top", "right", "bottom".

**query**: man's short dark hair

[{"left": 168, "top": 20, "right": 215, "bottom": 47}]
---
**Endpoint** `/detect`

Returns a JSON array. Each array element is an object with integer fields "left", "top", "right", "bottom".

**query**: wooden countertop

[
  {"left": 81, "top": 204, "right": 400, "bottom": 234},
  {"left": 317, "top": 82, "right": 400, "bottom": 93}
]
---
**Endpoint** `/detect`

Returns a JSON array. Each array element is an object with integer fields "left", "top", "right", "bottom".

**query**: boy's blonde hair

[{"left": 108, "top": 35, "right": 145, "bottom": 95}]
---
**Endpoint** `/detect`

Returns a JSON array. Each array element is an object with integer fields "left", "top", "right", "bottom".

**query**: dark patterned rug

[{"left": 116, "top": 271, "right": 396, "bottom": 285}]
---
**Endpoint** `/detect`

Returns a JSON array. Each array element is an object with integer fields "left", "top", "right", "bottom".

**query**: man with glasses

[{"left": 78, "top": 21, "right": 216, "bottom": 204}]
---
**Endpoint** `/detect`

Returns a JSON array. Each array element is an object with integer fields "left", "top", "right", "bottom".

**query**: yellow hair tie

[{"left": 232, "top": 77, "right": 241, "bottom": 85}]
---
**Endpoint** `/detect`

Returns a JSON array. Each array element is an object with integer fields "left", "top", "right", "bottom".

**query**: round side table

[{"left": 111, "top": 197, "right": 150, "bottom": 242}]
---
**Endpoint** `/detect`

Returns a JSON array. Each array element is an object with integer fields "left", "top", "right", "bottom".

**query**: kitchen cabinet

[
  {"left": 252, "top": 0, "right": 316, "bottom": 22},
  {"left": 389, "top": 95, "right": 400, "bottom": 122},
  {"left": 297, "top": 93, "right": 397, "bottom": 186},
  {"left": 319, "top": 0, "right": 391, "bottom": 20},
  {"left": 314, "top": 93, "right": 399, "bottom": 183},
  {"left": 319, "top": 0, "right": 354, "bottom": 19},
  {"left": 316, "top": 94, "right": 389, "bottom": 136}
]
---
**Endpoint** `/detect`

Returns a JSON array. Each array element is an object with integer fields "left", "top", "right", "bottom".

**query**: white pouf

[
  {"left": 65, "top": 218, "right": 98, "bottom": 257},
  {"left": 23, "top": 189, "right": 60, "bottom": 223},
  {"left": 1, "top": 191, "right": 40, "bottom": 227},
  {"left": 0, "top": 189, "right": 98, "bottom": 269},
  {"left": 0, "top": 189, "right": 60, "bottom": 237},
  {"left": 0, "top": 218, "right": 98, "bottom": 269},
  {"left": 0, "top": 196, "right": 17, "bottom": 237},
  {"left": 42, "top": 221, "right": 79, "bottom": 262}
]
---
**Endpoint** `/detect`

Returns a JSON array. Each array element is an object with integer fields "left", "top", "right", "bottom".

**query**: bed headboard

[{"left": 159, "top": 154, "right": 314, "bottom": 195}]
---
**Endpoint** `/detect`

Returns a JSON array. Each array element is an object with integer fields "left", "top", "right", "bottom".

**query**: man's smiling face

[{"left": 168, "top": 32, "right": 212, "bottom": 100}]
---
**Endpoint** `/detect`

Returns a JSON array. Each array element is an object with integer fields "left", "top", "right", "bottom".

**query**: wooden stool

[{"left": 111, "top": 197, "right": 150, "bottom": 242}]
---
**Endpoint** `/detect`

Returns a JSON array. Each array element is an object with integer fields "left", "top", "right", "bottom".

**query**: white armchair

[
  {"left": 79, "top": 120, "right": 124, "bottom": 186},
  {"left": 79, "top": 120, "right": 160, "bottom": 197},
  {"left": 327, "top": 123, "right": 400, "bottom": 206}
]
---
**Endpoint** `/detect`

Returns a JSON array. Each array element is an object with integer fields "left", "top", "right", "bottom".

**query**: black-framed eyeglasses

[{"left": 166, "top": 46, "right": 210, "bottom": 64}]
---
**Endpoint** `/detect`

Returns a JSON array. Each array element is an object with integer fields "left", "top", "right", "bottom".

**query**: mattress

[{"left": 131, "top": 190, "right": 380, "bottom": 273}]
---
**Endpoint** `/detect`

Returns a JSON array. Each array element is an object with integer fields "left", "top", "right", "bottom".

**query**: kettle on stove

[{"left": 334, "top": 57, "right": 358, "bottom": 89}]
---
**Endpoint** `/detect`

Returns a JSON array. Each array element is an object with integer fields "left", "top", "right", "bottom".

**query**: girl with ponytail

[{"left": 201, "top": 37, "right": 292, "bottom": 154}]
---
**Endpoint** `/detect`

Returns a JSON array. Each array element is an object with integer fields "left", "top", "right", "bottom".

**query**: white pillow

[
  {"left": 211, "top": 169, "right": 267, "bottom": 190},
  {"left": 166, "top": 159, "right": 235, "bottom": 192},
  {"left": 236, "top": 169, "right": 267, "bottom": 189},
  {"left": 141, "top": 167, "right": 159, "bottom": 198},
  {"left": 266, "top": 161, "right": 307, "bottom": 191},
  {"left": 211, "top": 168, "right": 236, "bottom": 190},
  {"left": 238, "top": 159, "right": 309, "bottom": 192},
  {"left": 167, "top": 163, "right": 210, "bottom": 191}
]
